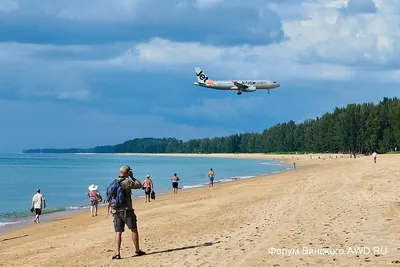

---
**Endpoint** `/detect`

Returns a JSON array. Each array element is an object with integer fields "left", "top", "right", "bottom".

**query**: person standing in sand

[
  {"left": 111, "top": 165, "right": 146, "bottom": 260},
  {"left": 208, "top": 168, "right": 215, "bottom": 187},
  {"left": 372, "top": 151, "right": 377, "bottom": 163},
  {"left": 171, "top": 173, "right": 180, "bottom": 194},
  {"left": 31, "top": 189, "right": 46, "bottom": 223},
  {"left": 142, "top": 174, "right": 154, "bottom": 203},
  {"left": 87, "top": 184, "right": 101, "bottom": 217}
]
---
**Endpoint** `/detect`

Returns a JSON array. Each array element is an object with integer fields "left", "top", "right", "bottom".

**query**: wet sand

[{"left": 1, "top": 153, "right": 399, "bottom": 267}]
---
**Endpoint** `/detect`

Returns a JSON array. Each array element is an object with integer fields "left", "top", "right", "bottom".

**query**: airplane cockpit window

[{"left": 273, "top": 81, "right": 277, "bottom": 83}]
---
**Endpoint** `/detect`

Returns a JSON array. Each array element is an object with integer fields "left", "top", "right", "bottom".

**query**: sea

[{"left": 0, "top": 153, "right": 290, "bottom": 234}]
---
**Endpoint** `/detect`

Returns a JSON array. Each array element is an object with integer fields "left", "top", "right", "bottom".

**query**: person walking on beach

[
  {"left": 208, "top": 168, "right": 215, "bottom": 187},
  {"left": 171, "top": 173, "right": 180, "bottom": 194},
  {"left": 372, "top": 151, "right": 377, "bottom": 163},
  {"left": 110, "top": 165, "right": 146, "bottom": 260},
  {"left": 142, "top": 174, "right": 154, "bottom": 203},
  {"left": 31, "top": 189, "right": 46, "bottom": 223},
  {"left": 87, "top": 184, "right": 101, "bottom": 217}
]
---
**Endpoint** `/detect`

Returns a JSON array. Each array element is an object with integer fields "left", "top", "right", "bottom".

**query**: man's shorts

[
  {"left": 113, "top": 210, "right": 137, "bottom": 232},
  {"left": 35, "top": 209, "right": 42, "bottom": 215},
  {"left": 145, "top": 187, "right": 151, "bottom": 195}
]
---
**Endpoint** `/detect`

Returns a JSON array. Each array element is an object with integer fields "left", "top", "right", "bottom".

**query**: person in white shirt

[
  {"left": 31, "top": 189, "right": 46, "bottom": 223},
  {"left": 372, "top": 151, "right": 377, "bottom": 163}
]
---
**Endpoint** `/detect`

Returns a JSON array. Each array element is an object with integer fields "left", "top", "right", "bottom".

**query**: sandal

[
  {"left": 135, "top": 250, "right": 146, "bottom": 256},
  {"left": 112, "top": 254, "right": 121, "bottom": 259}
]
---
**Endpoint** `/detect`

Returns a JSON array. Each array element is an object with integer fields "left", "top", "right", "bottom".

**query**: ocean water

[{"left": 0, "top": 153, "right": 290, "bottom": 230}]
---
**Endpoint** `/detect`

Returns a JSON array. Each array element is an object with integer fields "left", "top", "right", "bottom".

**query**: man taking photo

[{"left": 110, "top": 165, "right": 146, "bottom": 259}]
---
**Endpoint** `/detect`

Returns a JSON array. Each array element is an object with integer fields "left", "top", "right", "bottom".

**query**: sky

[{"left": 1, "top": 0, "right": 399, "bottom": 152}]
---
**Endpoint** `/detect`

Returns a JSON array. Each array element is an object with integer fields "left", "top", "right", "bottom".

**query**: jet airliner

[{"left": 193, "top": 67, "right": 280, "bottom": 95}]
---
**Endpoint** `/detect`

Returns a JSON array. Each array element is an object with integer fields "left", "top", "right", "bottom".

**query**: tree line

[{"left": 23, "top": 97, "right": 400, "bottom": 154}]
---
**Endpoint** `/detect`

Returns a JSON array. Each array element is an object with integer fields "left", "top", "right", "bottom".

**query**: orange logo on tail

[{"left": 207, "top": 80, "right": 216, "bottom": 86}]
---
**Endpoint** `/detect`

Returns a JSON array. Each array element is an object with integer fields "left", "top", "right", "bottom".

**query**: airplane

[{"left": 193, "top": 67, "right": 280, "bottom": 95}]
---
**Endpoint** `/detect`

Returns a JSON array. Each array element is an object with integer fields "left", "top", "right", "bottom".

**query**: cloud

[
  {"left": 340, "top": 0, "right": 377, "bottom": 15},
  {"left": 293, "top": 0, "right": 400, "bottom": 71},
  {"left": 0, "top": 44, "right": 91, "bottom": 101},
  {"left": 2, "top": 0, "right": 399, "bottom": 104},
  {"left": 2, "top": 0, "right": 400, "bottom": 153},
  {"left": 0, "top": 42, "right": 132, "bottom": 100},
  {"left": 113, "top": 37, "right": 355, "bottom": 83},
  {"left": 0, "top": 0, "right": 285, "bottom": 46}
]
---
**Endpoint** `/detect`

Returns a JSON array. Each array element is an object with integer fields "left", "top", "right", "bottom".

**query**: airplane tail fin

[{"left": 195, "top": 67, "right": 210, "bottom": 84}]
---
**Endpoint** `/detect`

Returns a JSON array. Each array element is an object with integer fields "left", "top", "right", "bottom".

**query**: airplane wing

[{"left": 232, "top": 81, "right": 248, "bottom": 89}]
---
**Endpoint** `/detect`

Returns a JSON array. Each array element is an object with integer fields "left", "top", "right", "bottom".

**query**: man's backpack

[{"left": 106, "top": 179, "right": 127, "bottom": 209}]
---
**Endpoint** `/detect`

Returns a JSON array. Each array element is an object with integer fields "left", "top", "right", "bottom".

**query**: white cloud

[
  {"left": 107, "top": 0, "right": 400, "bottom": 84},
  {"left": 2, "top": 0, "right": 400, "bottom": 102},
  {"left": 110, "top": 38, "right": 224, "bottom": 67},
  {"left": 2, "top": 0, "right": 400, "bottom": 152},
  {"left": 294, "top": 2, "right": 400, "bottom": 69},
  {"left": 112, "top": 37, "right": 355, "bottom": 82}
]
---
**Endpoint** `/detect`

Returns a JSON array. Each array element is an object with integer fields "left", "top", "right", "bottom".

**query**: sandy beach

[{"left": 1, "top": 153, "right": 400, "bottom": 267}]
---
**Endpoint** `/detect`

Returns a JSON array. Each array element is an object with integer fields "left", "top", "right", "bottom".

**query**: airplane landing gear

[
  {"left": 268, "top": 89, "right": 270, "bottom": 95},
  {"left": 237, "top": 91, "right": 242, "bottom": 95}
]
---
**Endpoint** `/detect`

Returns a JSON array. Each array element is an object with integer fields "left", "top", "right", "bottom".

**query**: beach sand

[{"left": 1, "top": 153, "right": 400, "bottom": 267}]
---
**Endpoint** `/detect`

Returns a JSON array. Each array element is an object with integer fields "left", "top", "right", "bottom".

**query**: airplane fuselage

[
  {"left": 193, "top": 80, "right": 280, "bottom": 91},
  {"left": 193, "top": 67, "right": 280, "bottom": 95}
]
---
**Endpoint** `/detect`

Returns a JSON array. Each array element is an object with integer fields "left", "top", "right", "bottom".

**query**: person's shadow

[{"left": 127, "top": 241, "right": 219, "bottom": 258}]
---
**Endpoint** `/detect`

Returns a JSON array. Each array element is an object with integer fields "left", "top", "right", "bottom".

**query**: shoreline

[
  {"left": 0, "top": 154, "right": 293, "bottom": 235},
  {"left": 2, "top": 153, "right": 397, "bottom": 267},
  {"left": 0, "top": 152, "right": 355, "bottom": 235},
  {"left": 0, "top": 153, "right": 301, "bottom": 237},
  {"left": 0, "top": 152, "right": 355, "bottom": 236}
]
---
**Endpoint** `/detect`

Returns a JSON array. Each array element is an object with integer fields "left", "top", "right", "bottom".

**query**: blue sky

[{"left": 1, "top": 0, "right": 399, "bottom": 152}]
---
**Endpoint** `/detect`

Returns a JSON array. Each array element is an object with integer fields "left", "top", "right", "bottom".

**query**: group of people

[
  {"left": 29, "top": 166, "right": 216, "bottom": 259},
  {"left": 30, "top": 151, "right": 381, "bottom": 259}
]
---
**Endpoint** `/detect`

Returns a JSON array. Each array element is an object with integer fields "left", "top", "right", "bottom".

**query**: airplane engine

[{"left": 243, "top": 86, "right": 257, "bottom": 92}]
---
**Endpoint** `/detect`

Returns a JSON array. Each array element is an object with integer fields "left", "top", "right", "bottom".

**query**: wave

[
  {"left": 0, "top": 168, "right": 290, "bottom": 225},
  {"left": 182, "top": 184, "right": 206, "bottom": 189},
  {"left": 0, "top": 205, "right": 94, "bottom": 220},
  {"left": 182, "top": 175, "right": 257, "bottom": 189},
  {"left": 0, "top": 220, "right": 27, "bottom": 228}
]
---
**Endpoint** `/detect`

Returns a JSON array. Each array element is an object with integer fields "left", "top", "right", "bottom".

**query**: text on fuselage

[{"left": 240, "top": 81, "right": 265, "bottom": 85}]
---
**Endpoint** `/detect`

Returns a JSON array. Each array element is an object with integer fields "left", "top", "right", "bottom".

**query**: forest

[{"left": 23, "top": 97, "right": 400, "bottom": 154}]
